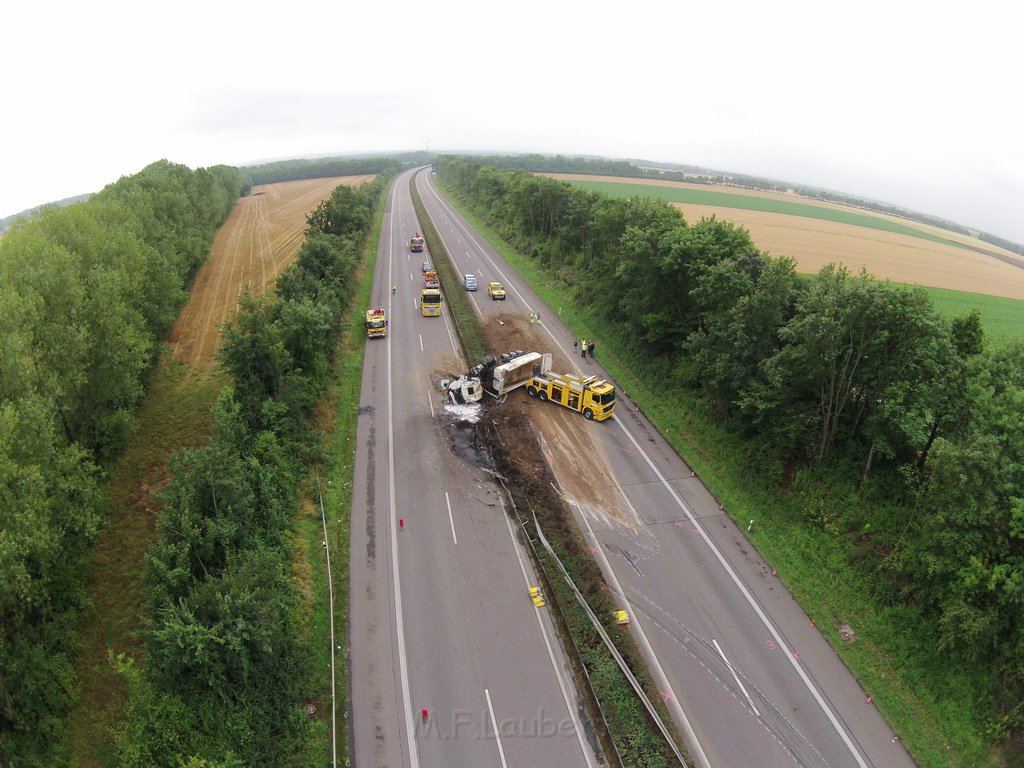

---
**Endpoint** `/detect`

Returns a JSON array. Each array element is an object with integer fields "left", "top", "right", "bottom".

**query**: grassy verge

[
  {"left": 68, "top": 356, "right": 226, "bottom": 768},
  {"left": 297, "top": 180, "right": 388, "bottom": 766},
  {"left": 434, "top": 178, "right": 999, "bottom": 768}
]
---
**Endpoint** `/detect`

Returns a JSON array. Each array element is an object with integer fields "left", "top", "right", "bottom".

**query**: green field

[
  {"left": 922, "top": 285, "right": 1024, "bottom": 343},
  {"left": 565, "top": 179, "right": 965, "bottom": 249}
]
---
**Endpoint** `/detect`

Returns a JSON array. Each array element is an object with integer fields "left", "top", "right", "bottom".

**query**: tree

[
  {"left": 692, "top": 254, "right": 800, "bottom": 418},
  {"left": 217, "top": 292, "right": 292, "bottom": 428}
]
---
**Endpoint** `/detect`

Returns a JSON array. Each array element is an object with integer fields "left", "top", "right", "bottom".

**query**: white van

[{"left": 464, "top": 273, "right": 478, "bottom": 291}]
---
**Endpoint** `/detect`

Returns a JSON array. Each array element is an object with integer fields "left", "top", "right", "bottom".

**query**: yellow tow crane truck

[{"left": 525, "top": 357, "right": 615, "bottom": 421}]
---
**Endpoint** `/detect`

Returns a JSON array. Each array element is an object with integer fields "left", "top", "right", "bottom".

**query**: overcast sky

[{"left": 3, "top": 0, "right": 1021, "bottom": 242}]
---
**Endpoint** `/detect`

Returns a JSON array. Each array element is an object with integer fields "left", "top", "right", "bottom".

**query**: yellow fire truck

[
  {"left": 420, "top": 288, "right": 442, "bottom": 317},
  {"left": 526, "top": 361, "right": 615, "bottom": 421},
  {"left": 365, "top": 308, "right": 387, "bottom": 338}
]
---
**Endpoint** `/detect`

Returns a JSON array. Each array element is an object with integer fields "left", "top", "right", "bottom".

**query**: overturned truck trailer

[
  {"left": 442, "top": 351, "right": 548, "bottom": 406},
  {"left": 488, "top": 352, "right": 550, "bottom": 397}
]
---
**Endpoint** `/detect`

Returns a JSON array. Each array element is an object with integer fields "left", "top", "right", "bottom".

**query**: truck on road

[
  {"left": 527, "top": 364, "right": 615, "bottom": 421},
  {"left": 410, "top": 233, "right": 424, "bottom": 252},
  {"left": 487, "top": 281, "right": 506, "bottom": 300},
  {"left": 365, "top": 308, "right": 388, "bottom": 338},
  {"left": 442, "top": 351, "right": 614, "bottom": 420},
  {"left": 423, "top": 269, "right": 440, "bottom": 289},
  {"left": 420, "top": 288, "right": 442, "bottom": 317}
]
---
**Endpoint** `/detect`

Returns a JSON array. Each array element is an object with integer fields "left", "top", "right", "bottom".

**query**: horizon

[{"left": 3, "top": 149, "right": 1017, "bottom": 247}]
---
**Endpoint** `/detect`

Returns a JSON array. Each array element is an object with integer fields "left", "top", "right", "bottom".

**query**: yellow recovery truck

[
  {"left": 365, "top": 307, "right": 387, "bottom": 338},
  {"left": 420, "top": 288, "right": 442, "bottom": 317},
  {"left": 525, "top": 355, "right": 615, "bottom": 421}
]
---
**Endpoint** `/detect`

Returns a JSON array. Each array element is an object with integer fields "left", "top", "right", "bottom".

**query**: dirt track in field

[
  {"left": 169, "top": 175, "right": 373, "bottom": 365},
  {"left": 548, "top": 174, "right": 1024, "bottom": 301}
]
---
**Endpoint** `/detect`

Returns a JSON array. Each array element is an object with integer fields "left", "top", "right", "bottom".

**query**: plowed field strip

[
  {"left": 169, "top": 176, "right": 372, "bottom": 366},
  {"left": 673, "top": 203, "right": 1024, "bottom": 301}
]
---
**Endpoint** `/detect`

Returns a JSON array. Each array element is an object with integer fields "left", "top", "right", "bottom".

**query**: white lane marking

[
  {"left": 422, "top": 176, "right": 571, "bottom": 364},
  {"left": 713, "top": 638, "right": 761, "bottom": 717},
  {"left": 427, "top": 387, "right": 435, "bottom": 419},
  {"left": 500, "top": 510, "right": 596, "bottom": 767},
  {"left": 421, "top": 181, "right": 537, "bottom": 312},
  {"left": 573, "top": 499, "right": 712, "bottom": 768},
  {"left": 613, "top": 417, "right": 870, "bottom": 768},
  {"left": 444, "top": 491, "right": 458, "bottom": 545},
  {"left": 423, "top": 174, "right": 585, "bottom": 370},
  {"left": 440, "top": 302, "right": 460, "bottom": 356},
  {"left": 387, "top": 171, "right": 420, "bottom": 768},
  {"left": 419, "top": 333, "right": 424, "bottom": 352},
  {"left": 484, "top": 688, "right": 510, "bottom": 768}
]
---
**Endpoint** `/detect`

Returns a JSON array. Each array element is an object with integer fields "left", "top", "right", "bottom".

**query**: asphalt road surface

[
  {"left": 415, "top": 169, "right": 918, "bottom": 768},
  {"left": 348, "top": 169, "right": 600, "bottom": 768}
]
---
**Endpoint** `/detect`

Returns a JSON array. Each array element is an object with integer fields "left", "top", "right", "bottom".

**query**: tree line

[
  {"left": 114, "top": 176, "right": 387, "bottom": 766},
  {"left": 438, "top": 155, "right": 1024, "bottom": 752},
  {"left": 244, "top": 155, "right": 405, "bottom": 186},
  {"left": 0, "top": 160, "right": 247, "bottom": 766}
]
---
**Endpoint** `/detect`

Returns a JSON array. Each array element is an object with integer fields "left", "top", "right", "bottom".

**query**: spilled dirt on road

[{"left": 475, "top": 312, "right": 635, "bottom": 530}]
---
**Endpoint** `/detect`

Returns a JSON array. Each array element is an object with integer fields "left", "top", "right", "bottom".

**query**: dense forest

[
  {"left": 0, "top": 160, "right": 247, "bottom": 766},
  {"left": 438, "top": 155, "right": 1024, "bottom": 757},
  {"left": 114, "top": 176, "right": 386, "bottom": 766}
]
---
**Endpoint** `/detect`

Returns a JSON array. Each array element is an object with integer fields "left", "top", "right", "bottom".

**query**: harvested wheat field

[
  {"left": 170, "top": 175, "right": 374, "bottom": 365},
  {"left": 549, "top": 174, "right": 1024, "bottom": 301}
]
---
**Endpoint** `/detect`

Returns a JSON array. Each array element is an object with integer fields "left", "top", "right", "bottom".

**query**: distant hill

[{"left": 0, "top": 193, "right": 92, "bottom": 234}]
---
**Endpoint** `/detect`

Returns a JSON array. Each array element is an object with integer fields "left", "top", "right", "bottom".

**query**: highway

[
  {"left": 347, "top": 169, "right": 599, "bottom": 768},
  {"left": 414, "top": 168, "right": 919, "bottom": 768}
]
